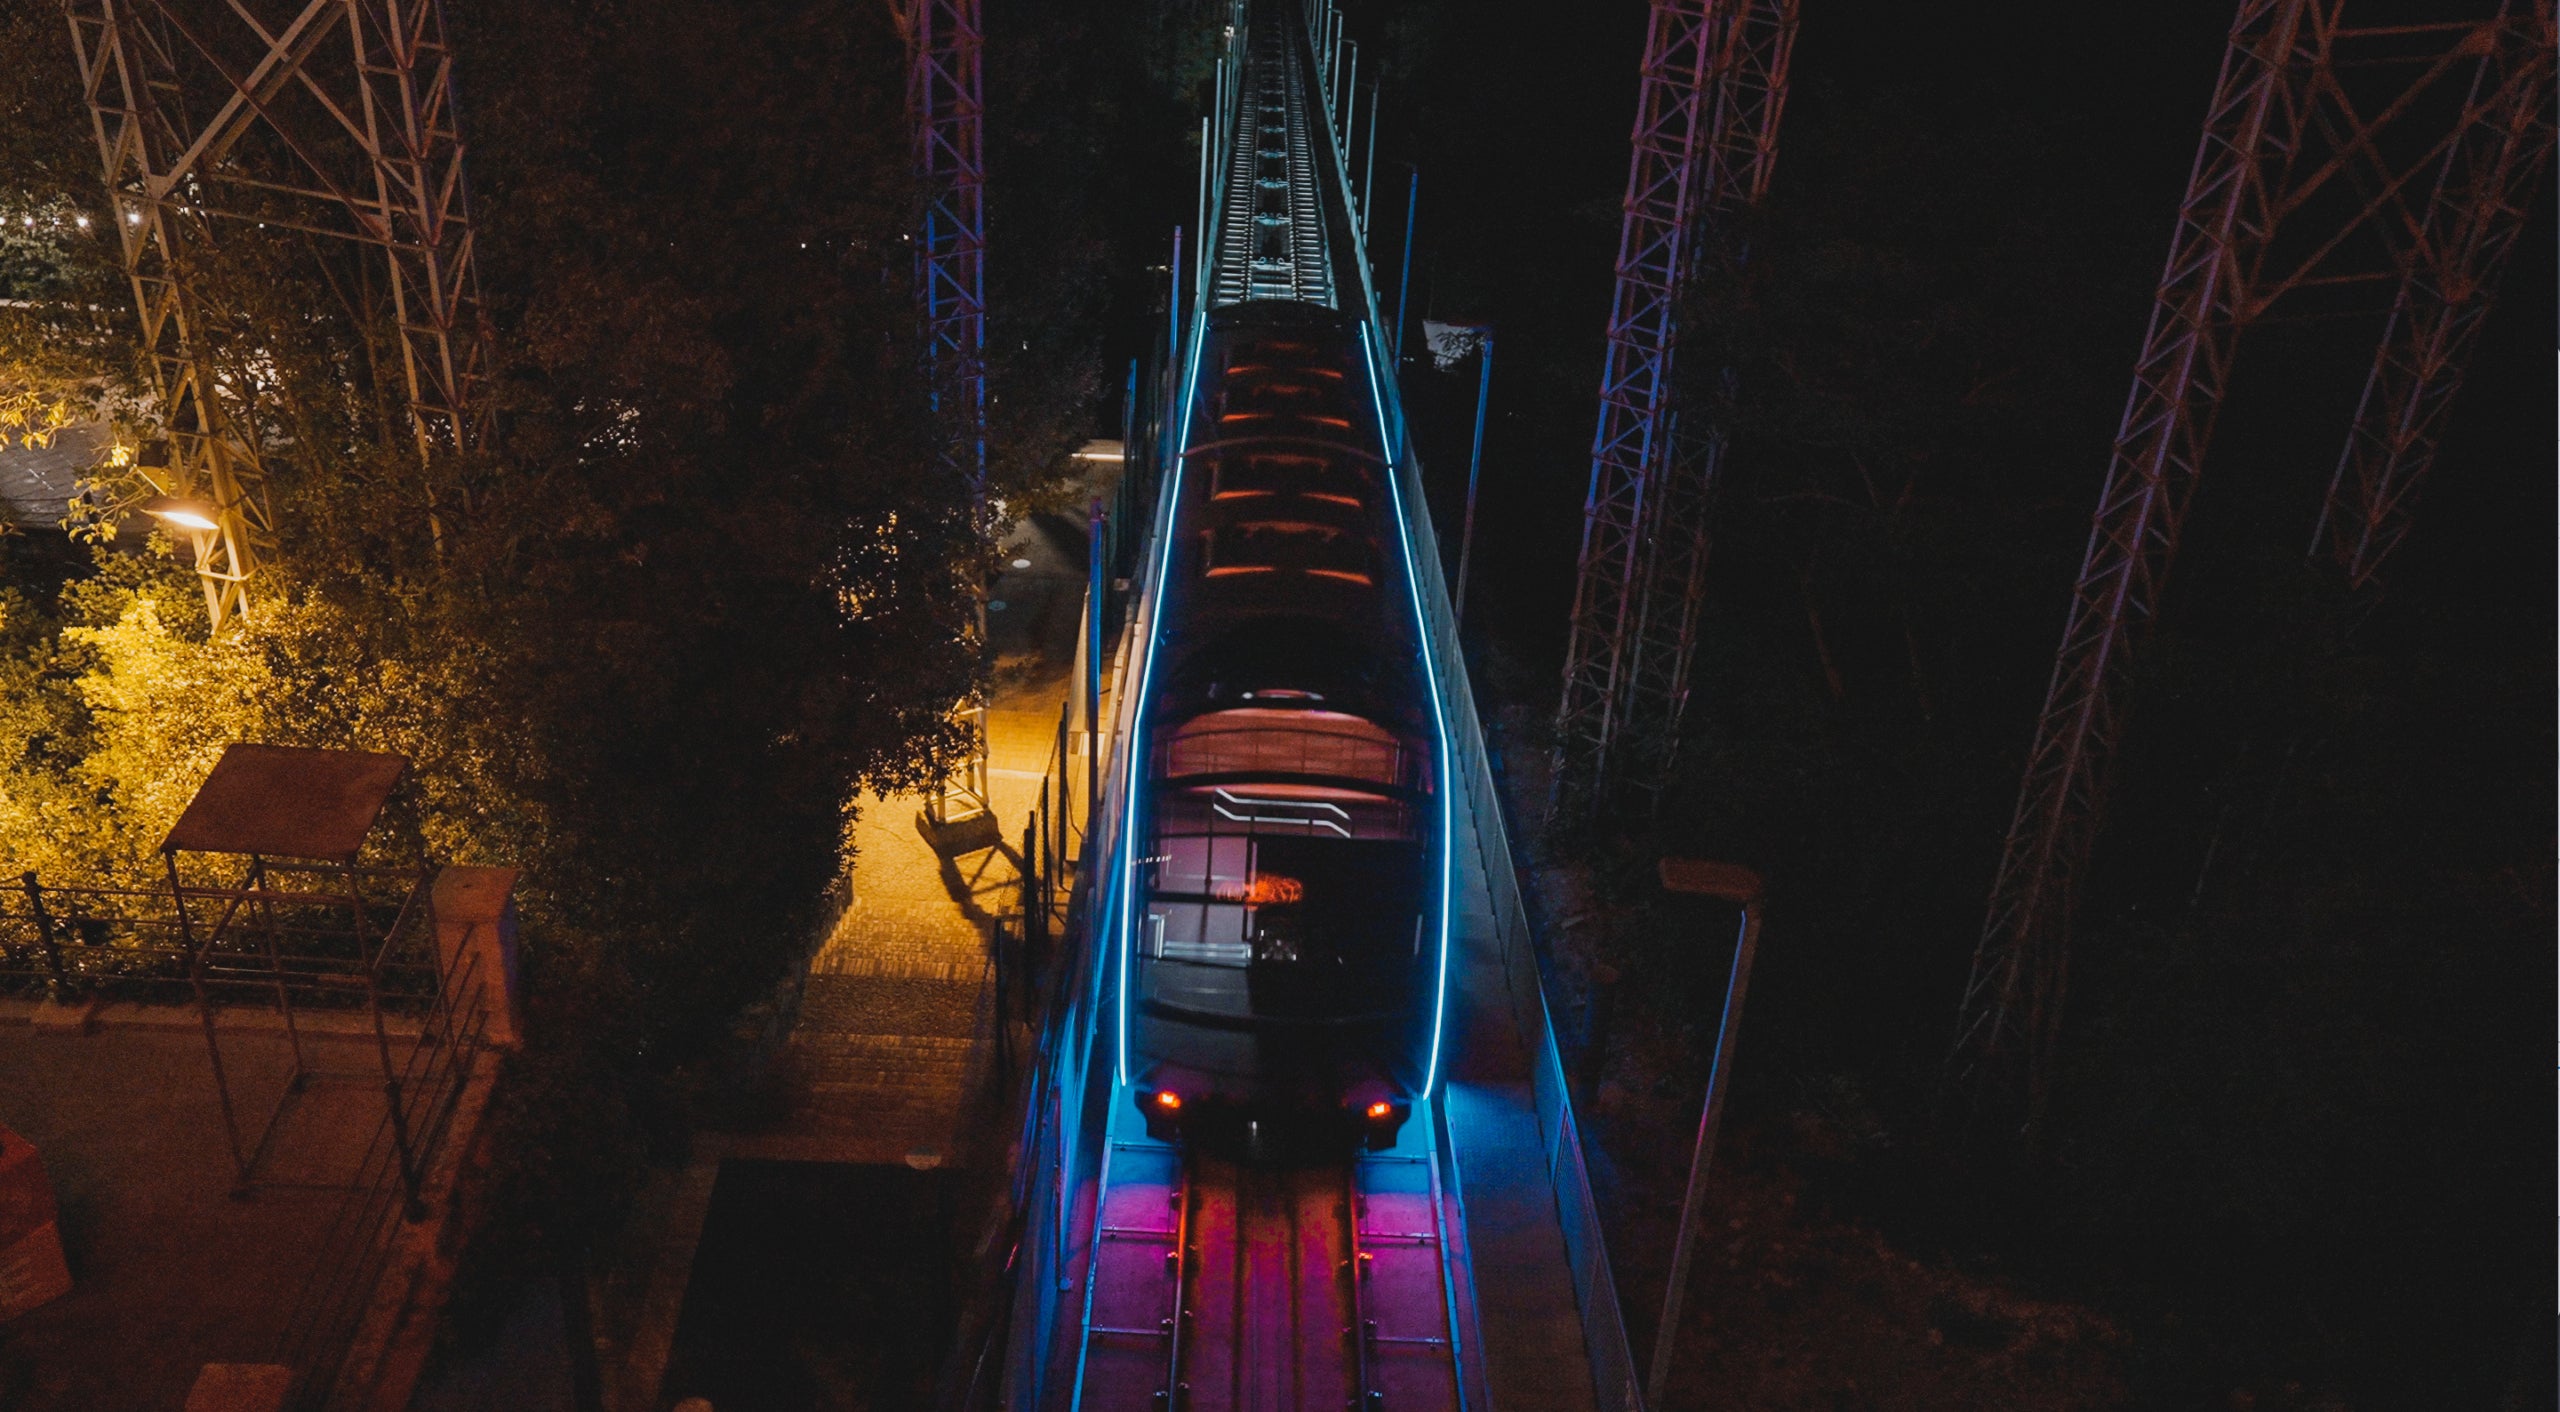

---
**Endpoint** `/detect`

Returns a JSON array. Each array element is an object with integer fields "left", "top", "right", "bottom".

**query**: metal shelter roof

[{"left": 160, "top": 744, "right": 408, "bottom": 861}]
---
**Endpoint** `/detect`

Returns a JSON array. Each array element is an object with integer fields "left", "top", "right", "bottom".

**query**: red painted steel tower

[
  {"left": 1953, "top": 0, "right": 2555, "bottom": 1121},
  {"left": 1552, "top": 0, "right": 1797, "bottom": 827}
]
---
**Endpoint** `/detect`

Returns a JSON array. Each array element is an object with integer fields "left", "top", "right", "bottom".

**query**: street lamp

[
  {"left": 1421, "top": 321, "right": 1495, "bottom": 625},
  {"left": 1648, "top": 856, "right": 1765, "bottom": 1410},
  {"left": 140, "top": 494, "right": 221, "bottom": 533}
]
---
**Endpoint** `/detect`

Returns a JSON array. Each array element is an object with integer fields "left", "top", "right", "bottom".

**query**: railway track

[{"left": 1069, "top": 1125, "right": 1463, "bottom": 1411}]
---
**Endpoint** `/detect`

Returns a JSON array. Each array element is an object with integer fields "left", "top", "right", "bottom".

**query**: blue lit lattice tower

[
  {"left": 907, "top": 0, "right": 988, "bottom": 497},
  {"left": 1952, "top": 0, "right": 2555, "bottom": 1125},
  {"left": 67, "top": 0, "right": 492, "bottom": 632},
  {"left": 902, "top": 0, "right": 993, "bottom": 823},
  {"left": 1551, "top": 0, "right": 1797, "bottom": 827}
]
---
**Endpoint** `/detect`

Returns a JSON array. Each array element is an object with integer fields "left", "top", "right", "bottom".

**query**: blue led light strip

[
  {"left": 1116, "top": 293, "right": 1212, "bottom": 1087},
  {"left": 1359, "top": 321, "right": 1457, "bottom": 1098}
]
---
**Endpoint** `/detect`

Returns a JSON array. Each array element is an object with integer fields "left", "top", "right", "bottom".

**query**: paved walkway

[
  {"left": 594, "top": 463, "right": 1120, "bottom": 1411},
  {"left": 738, "top": 491, "right": 1097, "bottom": 1167}
]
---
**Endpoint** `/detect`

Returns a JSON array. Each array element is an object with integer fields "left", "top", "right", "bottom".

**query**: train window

[
  {"left": 1217, "top": 378, "right": 1351, "bottom": 429},
  {"left": 1212, "top": 452, "right": 1369, "bottom": 506},
  {"left": 1157, "top": 832, "right": 1251, "bottom": 894},
  {"left": 1222, "top": 380, "right": 1329, "bottom": 417},
  {"left": 1203, "top": 520, "right": 1376, "bottom": 585},
  {"left": 1161, "top": 707, "right": 1417, "bottom": 789},
  {"left": 1224, "top": 339, "right": 1327, "bottom": 376}
]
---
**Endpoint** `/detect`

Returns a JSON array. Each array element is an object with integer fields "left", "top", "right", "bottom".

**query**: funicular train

[{"left": 1119, "top": 301, "right": 1447, "bottom": 1154}]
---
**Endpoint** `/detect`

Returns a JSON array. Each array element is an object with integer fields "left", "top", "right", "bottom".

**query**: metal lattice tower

[
  {"left": 905, "top": 0, "right": 987, "bottom": 500},
  {"left": 2311, "top": 7, "right": 2555, "bottom": 587},
  {"left": 67, "top": 0, "right": 492, "bottom": 631},
  {"left": 1618, "top": 0, "right": 1797, "bottom": 802},
  {"left": 901, "top": 0, "right": 993, "bottom": 828},
  {"left": 1952, "top": 0, "right": 2556, "bottom": 1121},
  {"left": 1551, "top": 0, "right": 1797, "bottom": 828}
]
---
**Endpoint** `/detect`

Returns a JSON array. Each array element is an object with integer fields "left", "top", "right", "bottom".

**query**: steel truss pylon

[
  {"left": 67, "top": 0, "right": 493, "bottom": 632},
  {"left": 900, "top": 0, "right": 994, "bottom": 828},
  {"left": 1953, "top": 0, "right": 2556, "bottom": 1122},
  {"left": 1618, "top": 0, "right": 1797, "bottom": 805},
  {"left": 1551, "top": 0, "right": 1797, "bottom": 829},
  {"left": 2312, "top": 8, "right": 2555, "bottom": 587},
  {"left": 904, "top": 0, "right": 987, "bottom": 499}
]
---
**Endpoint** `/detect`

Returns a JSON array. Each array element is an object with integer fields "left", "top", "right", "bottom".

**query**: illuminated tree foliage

[{"left": 0, "top": 0, "right": 1136, "bottom": 1299}]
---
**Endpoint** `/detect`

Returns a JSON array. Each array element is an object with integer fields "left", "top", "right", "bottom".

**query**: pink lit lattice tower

[
  {"left": 1953, "top": 0, "right": 2555, "bottom": 1124},
  {"left": 1552, "top": 0, "right": 1798, "bottom": 828}
]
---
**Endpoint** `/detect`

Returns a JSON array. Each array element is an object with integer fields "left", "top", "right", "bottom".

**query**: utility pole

[
  {"left": 1953, "top": 0, "right": 2555, "bottom": 1125},
  {"left": 1550, "top": 0, "right": 1797, "bottom": 829},
  {"left": 68, "top": 0, "right": 493, "bottom": 633}
]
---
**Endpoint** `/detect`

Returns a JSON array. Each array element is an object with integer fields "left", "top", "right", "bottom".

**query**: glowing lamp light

[
  {"left": 1153, "top": 1089, "right": 1182, "bottom": 1111},
  {"left": 1366, "top": 1101, "right": 1392, "bottom": 1120},
  {"left": 140, "top": 495, "right": 220, "bottom": 532}
]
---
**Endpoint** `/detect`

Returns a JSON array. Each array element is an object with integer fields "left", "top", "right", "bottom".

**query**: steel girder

[
  {"left": 1552, "top": 0, "right": 1796, "bottom": 827},
  {"left": 1955, "top": 0, "right": 2556, "bottom": 1120},
  {"left": 66, "top": 0, "right": 491, "bottom": 630}
]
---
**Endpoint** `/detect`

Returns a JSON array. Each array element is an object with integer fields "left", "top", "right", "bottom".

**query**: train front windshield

[{"left": 1140, "top": 707, "right": 1431, "bottom": 1023}]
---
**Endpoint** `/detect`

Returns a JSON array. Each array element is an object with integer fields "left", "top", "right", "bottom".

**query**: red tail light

[
  {"left": 1366, "top": 1101, "right": 1392, "bottom": 1120},
  {"left": 1154, "top": 1090, "right": 1183, "bottom": 1111}
]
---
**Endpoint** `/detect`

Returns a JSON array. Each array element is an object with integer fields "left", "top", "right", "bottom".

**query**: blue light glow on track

[
  {"left": 1117, "top": 295, "right": 1212, "bottom": 1088},
  {"left": 1359, "top": 322, "right": 1457, "bottom": 1099}
]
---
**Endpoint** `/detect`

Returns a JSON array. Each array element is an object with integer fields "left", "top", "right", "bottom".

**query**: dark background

[
  {"left": 1249, "top": 2, "right": 2552, "bottom": 1407},
  {"left": 2, "top": 0, "right": 2544, "bottom": 1405}
]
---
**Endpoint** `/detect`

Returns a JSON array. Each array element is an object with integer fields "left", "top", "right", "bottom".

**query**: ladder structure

[
  {"left": 67, "top": 0, "right": 492, "bottom": 631},
  {"left": 1953, "top": 0, "right": 2556, "bottom": 1122},
  {"left": 1550, "top": 0, "right": 1797, "bottom": 828}
]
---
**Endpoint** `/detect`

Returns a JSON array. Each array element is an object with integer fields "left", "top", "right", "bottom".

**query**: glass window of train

[
  {"left": 1225, "top": 337, "right": 1322, "bottom": 375},
  {"left": 1200, "top": 525, "right": 1272, "bottom": 577},
  {"left": 1158, "top": 834, "right": 1215, "bottom": 894},
  {"left": 1216, "top": 451, "right": 1369, "bottom": 507},
  {"left": 1210, "top": 453, "right": 1285, "bottom": 500},
  {"left": 1230, "top": 379, "right": 1336, "bottom": 418},
  {"left": 1209, "top": 834, "right": 1249, "bottom": 889},
  {"left": 1161, "top": 708, "right": 1407, "bottom": 785},
  {"left": 1206, "top": 520, "right": 1374, "bottom": 585}
]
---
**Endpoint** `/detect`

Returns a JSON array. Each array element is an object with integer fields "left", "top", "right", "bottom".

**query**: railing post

[
  {"left": 21, "top": 872, "right": 66, "bottom": 997},
  {"left": 1088, "top": 496, "right": 1107, "bottom": 829},
  {"left": 1032, "top": 784, "right": 1049, "bottom": 949},
  {"left": 367, "top": 955, "right": 431, "bottom": 1221}
]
